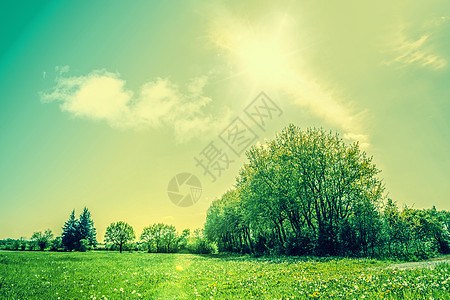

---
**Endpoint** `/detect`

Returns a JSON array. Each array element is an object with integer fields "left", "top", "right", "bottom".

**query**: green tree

[
  {"left": 206, "top": 125, "right": 385, "bottom": 256},
  {"left": 140, "top": 223, "right": 179, "bottom": 253},
  {"left": 61, "top": 210, "right": 79, "bottom": 251},
  {"left": 104, "top": 221, "right": 135, "bottom": 253},
  {"left": 18, "top": 237, "right": 27, "bottom": 251},
  {"left": 78, "top": 207, "right": 97, "bottom": 248},
  {"left": 161, "top": 224, "right": 178, "bottom": 253},
  {"left": 31, "top": 229, "right": 53, "bottom": 251},
  {"left": 205, "top": 188, "right": 252, "bottom": 253},
  {"left": 187, "top": 228, "right": 215, "bottom": 254},
  {"left": 178, "top": 229, "right": 191, "bottom": 250},
  {"left": 141, "top": 223, "right": 163, "bottom": 253},
  {"left": 50, "top": 236, "right": 62, "bottom": 251}
]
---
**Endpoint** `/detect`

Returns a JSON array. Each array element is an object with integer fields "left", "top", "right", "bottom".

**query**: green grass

[{"left": 0, "top": 251, "right": 449, "bottom": 299}]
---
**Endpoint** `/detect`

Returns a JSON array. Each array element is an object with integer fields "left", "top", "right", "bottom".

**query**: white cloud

[
  {"left": 383, "top": 27, "right": 447, "bottom": 70},
  {"left": 133, "top": 78, "right": 182, "bottom": 127},
  {"left": 41, "top": 68, "right": 229, "bottom": 142},
  {"left": 343, "top": 133, "right": 370, "bottom": 150},
  {"left": 286, "top": 78, "right": 370, "bottom": 149}
]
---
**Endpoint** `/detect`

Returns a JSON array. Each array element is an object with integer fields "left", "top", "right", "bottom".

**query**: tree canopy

[
  {"left": 206, "top": 125, "right": 388, "bottom": 256},
  {"left": 31, "top": 229, "right": 53, "bottom": 251},
  {"left": 61, "top": 207, "right": 97, "bottom": 251},
  {"left": 104, "top": 221, "right": 135, "bottom": 253},
  {"left": 140, "top": 223, "right": 178, "bottom": 253}
]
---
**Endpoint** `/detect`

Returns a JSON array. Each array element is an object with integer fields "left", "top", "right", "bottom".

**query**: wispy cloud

[
  {"left": 285, "top": 79, "right": 370, "bottom": 149},
  {"left": 383, "top": 24, "right": 447, "bottom": 70},
  {"left": 41, "top": 67, "right": 230, "bottom": 142},
  {"left": 424, "top": 16, "right": 450, "bottom": 28}
]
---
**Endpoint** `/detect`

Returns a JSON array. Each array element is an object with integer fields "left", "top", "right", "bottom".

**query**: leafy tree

[
  {"left": 104, "top": 221, "right": 135, "bottom": 253},
  {"left": 205, "top": 188, "right": 252, "bottom": 253},
  {"left": 141, "top": 224, "right": 162, "bottom": 252},
  {"left": 140, "top": 223, "right": 179, "bottom": 253},
  {"left": 178, "top": 229, "right": 191, "bottom": 250},
  {"left": 11, "top": 240, "right": 20, "bottom": 251},
  {"left": 187, "top": 229, "right": 216, "bottom": 254},
  {"left": 31, "top": 229, "right": 53, "bottom": 251},
  {"left": 422, "top": 207, "right": 450, "bottom": 254},
  {"left": 61, "top": 210, "right": 79, "bottom": 251},
  {"left": 78, "top": 207, "right": 97, "bottom": 247},
  {"left": 161, "top": 224, "right": 178, "bottom": 253},
  {"left": 205, "top": 125, "right": 386, "bottom": 256},
  {"left": 50, "top": 236, "right": 62, "bottom": 251},
  {"left": 18, "top": 237, "right": 27, "bottom": 251}
]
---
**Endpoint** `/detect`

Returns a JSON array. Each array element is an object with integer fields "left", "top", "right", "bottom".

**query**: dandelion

[{"left": 176, "top": 266, "right": 184, "bottom": 271}]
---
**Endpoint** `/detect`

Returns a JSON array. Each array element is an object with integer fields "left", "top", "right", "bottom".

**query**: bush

[
  {"left": 50, "top": 237, "right": 62, "bottom": 251},
  {"left": 79, "top": 239, "right": 89, "bottom": 252},
  {"left": 187, "top": 238, "right": 216, "bottom": 254},
  {"left": 285, "top": 236, "right": 314, "bottom": 256}
]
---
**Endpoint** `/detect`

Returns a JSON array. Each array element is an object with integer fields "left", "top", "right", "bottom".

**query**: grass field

[{"left": 0, "top": 251, "right": 449, "bottom": 299}]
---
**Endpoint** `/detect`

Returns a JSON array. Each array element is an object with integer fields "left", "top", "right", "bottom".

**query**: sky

[{"left": 1, "top": 0, "right": 449, "bottom": 240}]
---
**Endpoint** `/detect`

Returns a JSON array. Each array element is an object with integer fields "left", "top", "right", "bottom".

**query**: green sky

[{"left": 1, "top": 0, "right": 449, "bottom": 240}]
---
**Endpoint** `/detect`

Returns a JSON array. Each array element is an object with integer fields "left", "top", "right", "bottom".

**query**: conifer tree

[
  {"left": 78, "top": 207, "right": 97, "bottom": 247},
  {"left": 61, "top": 210, "right": 79, "bottom": 250}
]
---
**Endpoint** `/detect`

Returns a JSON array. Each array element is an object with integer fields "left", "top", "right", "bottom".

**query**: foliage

[
  {"left": 49, "top": 237, "right": 62, "bottom": 251},
  {"left": 186, "top": 229, "right": 216, "bottom": 254},
  {"left": 78, "top": 239, "right": 90, "bottom": 252},
  {"left": 61, "top": 210, "right": 79, "bottom": 251},
  {"left": 178, "top": 229, "right": 191, "bottom": 251},
  {"left": 30, "top": 229, "right": 53, "bottom": 251},
  {"left": 78, "top": 207, "right": 97, "bottom": 248},
  {"left": 205, "top": 125, "right": 449, "bottom": 259},
  {"left": 61, "top": 207, "right": 97, "bottom": 251},
  {"left": 383, "top": 201, "right": 450, "bottom": 260},
  {"left": 0, "top": 238, "right": 29, "bottom": 251},
  {"left": 140, "top": 223, "right": 178, "bottom": 253},
  {"left": 206, "top": 125, "right": 385, "bottom": 256},
  {"left": 104, "top": 221, "right": 135, "bottom": 253}
]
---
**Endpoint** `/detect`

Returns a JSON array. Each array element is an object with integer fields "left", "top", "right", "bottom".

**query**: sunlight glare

[{"left": 236, "top": 36, "right": 292, "bottom": 85}]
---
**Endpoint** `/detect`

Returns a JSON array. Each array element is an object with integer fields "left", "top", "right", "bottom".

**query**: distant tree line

[
  {"left": 1, "top": 208, "right": 214, "bottom": 254},
  {"left": 0, "top": 207, "right": 97, "bottom": 252},
  {"left": 102, "top": 221, "right": 215, "bottom": 254},
  {"left": 204, "top": 125, "right": 450, "bottom": 260}
]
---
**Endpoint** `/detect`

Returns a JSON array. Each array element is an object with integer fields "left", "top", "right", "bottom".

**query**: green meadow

[{"left": 0, "top": 251, "right": 449, "bottom": 299}]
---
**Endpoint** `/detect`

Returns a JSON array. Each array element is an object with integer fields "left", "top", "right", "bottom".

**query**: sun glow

[
  {"left": 210, "top": 14, "right": 297, "bottom": 86},
  {"left": 235, "top": 36, "right": 293, "bottom": 85}
]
